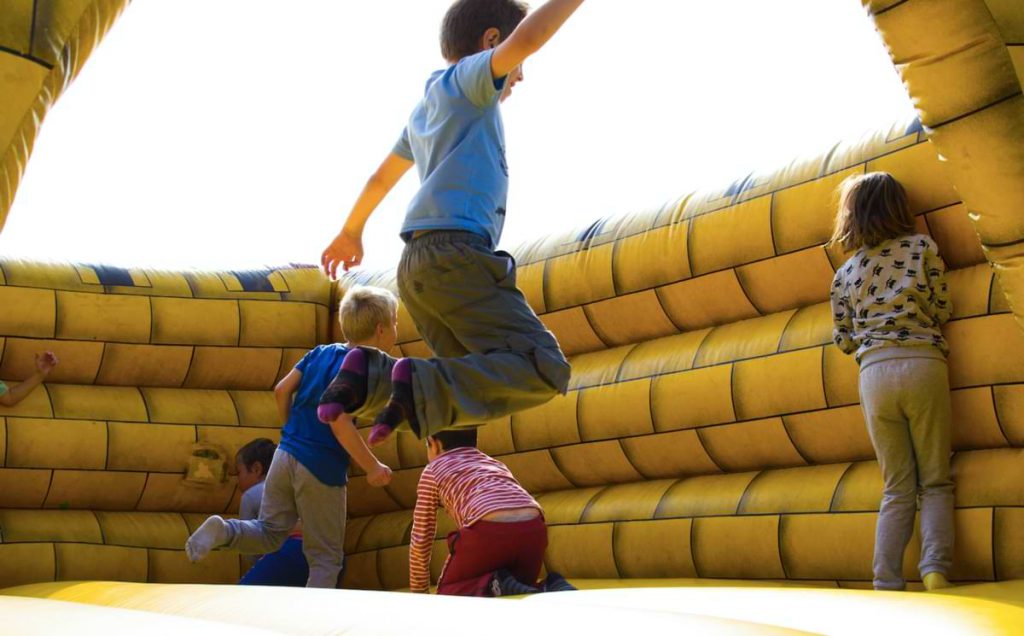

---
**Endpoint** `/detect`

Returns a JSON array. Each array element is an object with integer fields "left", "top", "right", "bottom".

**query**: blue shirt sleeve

[
  {"left": 393, "top": 127, "right": 413, "bottom": 161},
  {"left": 453, "top": 49, "right": 506, "bottom": 109},
  {"left": 294, "top": 347, "right": 319, "bottom": 374},
  {"left": 0, "top": 380, "right": 6, "bottom": 396}
]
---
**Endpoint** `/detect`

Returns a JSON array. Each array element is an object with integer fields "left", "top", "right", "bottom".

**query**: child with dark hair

[
  {"left": 830, "top": 171, "right": 955, "bottom": 592},
  {"left": 319, "top": 0, "right": 584, "bottom": 448},
  {"left": 409, "top": 427, "right": 575, "bottom": 596},
  {"left": 233, "top": 438, "right": 309, "bottom": 586}
]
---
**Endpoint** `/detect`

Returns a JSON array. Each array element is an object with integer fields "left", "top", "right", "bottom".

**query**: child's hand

[
  {"left": 366, "top": 462, "right": 392, "bottom": 487},
  {"left": 35, "top": 351, "right": 58, "bottom": 375},
  {"left": 322, "top": 229, "right": 364, "bottom": 279}
]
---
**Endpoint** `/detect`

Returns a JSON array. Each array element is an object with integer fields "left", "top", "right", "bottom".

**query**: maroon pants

[{"left": 436, "top": 517, "right": 548, "bottom": 597}]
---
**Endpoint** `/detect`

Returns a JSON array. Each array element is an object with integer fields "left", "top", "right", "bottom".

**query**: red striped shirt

[{"left": 408, "top": 447, "right": 540, "bottom": 593}]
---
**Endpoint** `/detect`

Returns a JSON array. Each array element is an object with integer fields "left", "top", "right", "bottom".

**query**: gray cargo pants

[
  {"left": 353, "top": 231, "right": 571, "bottom": 437},
  {"left": 225, "top": 449, "right": 347, "bottom": 588},
  {"left": 859, "top": 356, "right": 955, "bottom": 590}
]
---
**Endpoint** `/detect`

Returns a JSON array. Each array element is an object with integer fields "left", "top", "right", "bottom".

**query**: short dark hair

[
  {"left": 440, "top": 0, "right": 529, "bottom": 62},
  {"left": 431, "top": 427, "right": 479, "bottom": 451},
  {"left": 236, "top": 438, "right": 276, "bottom": 474}
]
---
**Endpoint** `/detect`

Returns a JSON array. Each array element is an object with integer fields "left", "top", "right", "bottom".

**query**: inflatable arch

[{"left": 1, "top": 1, "right": 1024, "bottom": 633}]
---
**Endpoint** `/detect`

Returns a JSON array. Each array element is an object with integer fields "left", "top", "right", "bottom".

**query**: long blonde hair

[{"left": 830, "top": 172, "right": 915, "bottom": 251}]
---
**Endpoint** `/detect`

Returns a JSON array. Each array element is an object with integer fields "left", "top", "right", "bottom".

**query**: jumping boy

[
  {"left": 410, "top": 428, "right": 575, "bottom": 595},
  {"left": 318, "top": 0, "right": 583, "bottom": 445},
  {"left": 185, "top": 286, "right": 398, "bottom": 588}
]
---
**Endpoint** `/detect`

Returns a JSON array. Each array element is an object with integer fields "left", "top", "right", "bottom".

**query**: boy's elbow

[{"left": 0, "top": 394, "right": 15, "bottom": 407}]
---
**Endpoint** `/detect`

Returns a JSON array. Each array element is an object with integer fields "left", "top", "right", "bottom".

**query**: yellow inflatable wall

[{"left": 1, "top": 0, "right": 1024, "bottom": 633}]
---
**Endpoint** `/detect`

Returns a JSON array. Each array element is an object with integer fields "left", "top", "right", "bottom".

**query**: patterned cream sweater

[{"left": 830, "top": 233, "right": 952, "bottom": 364}]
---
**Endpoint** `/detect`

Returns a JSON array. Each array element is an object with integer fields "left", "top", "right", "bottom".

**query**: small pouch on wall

[{"left": 183, "top": 443, "right": 227, "bottom": 488}]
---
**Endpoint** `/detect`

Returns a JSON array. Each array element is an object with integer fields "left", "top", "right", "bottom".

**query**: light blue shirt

[{"left": 394, "top": 49, "right": 509, "bottom": 248}]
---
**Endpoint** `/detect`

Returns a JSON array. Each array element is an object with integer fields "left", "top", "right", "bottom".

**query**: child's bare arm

[
  {"left": 491, "top": 0, "right": 585, "bottom": 79},
  {"left": 0, "top": 352, "right": 57, "bottom": 407},
  {"left": 322, "top": 151, "right": 414, "bottom": 279},
  {"left": 274, "top": 369, "right": 302, "bottom": 425},
  {"left": 328, "top": 415, "right": 392, "bottom": 487}
]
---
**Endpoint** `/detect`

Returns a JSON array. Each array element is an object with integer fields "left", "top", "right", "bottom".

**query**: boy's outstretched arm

[
  {"left": 322, "top": 152, "right": 414, "bottom": 279},
  {"left": 491, "top": 0, "right": 585, "bottom": 79},
  {"left": 328, "top": 415, "right": 393, "bottom": 487}
]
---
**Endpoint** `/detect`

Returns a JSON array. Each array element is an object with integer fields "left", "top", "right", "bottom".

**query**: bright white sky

[{"left": 0, "top": 0, "right": 916, "bottom": 272}]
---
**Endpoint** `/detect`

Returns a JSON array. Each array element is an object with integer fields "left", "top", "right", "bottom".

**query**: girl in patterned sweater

[{"left": 829, "top": 171, "right": 954, "bottom": 592}]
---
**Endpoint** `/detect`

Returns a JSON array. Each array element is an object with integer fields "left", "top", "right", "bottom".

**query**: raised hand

[
  {"left": 321, "top": 230, "right": 364, "bottom": 280},
  {"left": 34, "top": 351, "right": 58, "bottom": 375}
]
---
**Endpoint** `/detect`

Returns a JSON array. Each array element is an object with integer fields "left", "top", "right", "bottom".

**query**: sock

[
  {"left": 185, "top": 515, "right": 231, "bottom": 563},
  {"left": 368, "top": 359, "right": 419, "bottom": 446},
  {"left": 541, "top": 572, "right": 577, "bottom": 592},
  {"left": 318, "top": 348, "right": 368, "bottom": 422},
  {"left": 490, "top": 570, "right": 540, "bottom": 597}
]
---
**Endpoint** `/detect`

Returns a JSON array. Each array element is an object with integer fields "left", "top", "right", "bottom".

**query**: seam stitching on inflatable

[
  {"left": 982, "top": 235, "right": 1024, "bottom": 249},
  {"left": 612, "top": 344, "right": 641, "bottom": 384},
  {"left": 610, "top": 522, "right": 624, "bottom": 578},
  {"left": 0, "top": 44, "right": 53, "bottom": 70},
  {"left": 693, "top": 428, "right": 726, "bottom": 473},
  {"left": 689, "top": 518, "right": 701, "bottom": 577},
  {"left": 547, "top": 448, "right": 582, "bottom": 489},
  {"left": 777, "top": 515, "right": 789, "bottom": 579},
  {"left": 92, "top": 510, "right": 105, "bottom": 544},
  {"left": 132, "top": 473, "right": 149, "bottom": 510},
  {"left": 615, "top": 438, "right": 647, "bottom": 480},
  {"left": 873, "top": 0, "right": 909, "bottom": 16},
  {"left": 225, "top": 390, "right": 242, "bottom": 426},
  {"left": 735, "top": 471, "right": 764, "bottom": 515},
  {"left": 579, "top": 486, "right": 609, "bottom": 523},
  {"left": 727, "top": 363, "right": 740, "bottom": 423},
  {"left": 768, "top": 193, "right": 779, "bottom": 256},
  {"left": 929, "top": 90, "right": 1023, "bottom": 130},
  {"left": 580, "top": 304, "right": 612, "bottom": 349},
  {"left": 181, "top": 347, "right": 196, "bottom": 387},
  {"left": 828, "top": 463, "right": 858, "bottom": 512},
  {"left": 42, "top": 468, "right": 55, "bottom": 508},
  {"left": 652, "top": 288, "right": 686, "bottom": 333},
  {"left": 780, "top": 418, "right": 814, "bottom": 466},
  {"left": 652, "top": 479, "right": 683, "bottom": 519},
  {"left": 92, "top": 342, "right": 107, "bottom": 385},
  {"left": 776, "top": 309, "right": 801, "bottom": 354},
  {"left": 732, "top": 269, "right": 763, "bottom": 316},
  {"left": 991, "top": 507, "right": 999, "bottom": 581},
  {"left": 989, "top": 387, "right": 1011, "bottom": 447}
]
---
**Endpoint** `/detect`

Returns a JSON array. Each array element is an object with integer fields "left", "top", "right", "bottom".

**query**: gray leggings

[
  {"left": 859, "top": 356, "right": 954, "bottom": 590},
  {"left": 225, "top": 449, "right": 347, "bottom": 588}
]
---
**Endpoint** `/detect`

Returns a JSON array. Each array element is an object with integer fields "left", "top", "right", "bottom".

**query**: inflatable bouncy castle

[{"left": 1, "top": 1, "right": 1024, "bottom": 633}]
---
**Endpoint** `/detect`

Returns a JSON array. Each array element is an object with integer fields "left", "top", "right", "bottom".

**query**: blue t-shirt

[
  {"left": 394, "top": 49, "right": 509, "bottom": 248},
  {"left": 278, "top": 344, "right": 351, "bottom": 487}
]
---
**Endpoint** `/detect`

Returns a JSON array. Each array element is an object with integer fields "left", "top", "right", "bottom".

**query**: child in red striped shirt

[{"left": 409, "top": 428, "right": 575, "bottom": 596}]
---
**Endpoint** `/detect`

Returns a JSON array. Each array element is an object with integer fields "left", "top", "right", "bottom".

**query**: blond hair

[
  {"left": 338, "top": 286, "right": 398, "bottom": 343},
  {"left": 830, "top": 172, "right": 915, "bottom": 251}
]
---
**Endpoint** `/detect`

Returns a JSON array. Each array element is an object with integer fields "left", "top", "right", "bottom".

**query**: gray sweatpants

[
  {"left": 353, "top": 231, "right": 571, "bottom": 437},
  {"left": 225, "top": 448, "right": 347, "bottom": 588},
  {"left": 859, "top": 355, "right": 955, "bottom": 590}
]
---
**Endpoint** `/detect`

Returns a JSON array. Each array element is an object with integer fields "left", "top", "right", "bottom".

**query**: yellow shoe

[{"left": 923, "top": 572, "right": 953, "bottom": 591}]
